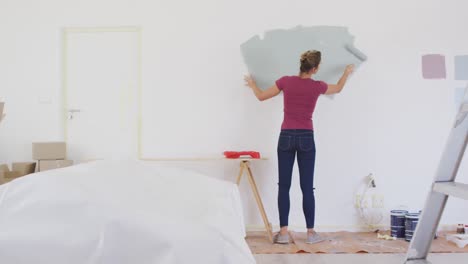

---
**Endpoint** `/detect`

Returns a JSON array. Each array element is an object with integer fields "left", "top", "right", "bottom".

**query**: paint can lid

[
  {"left": 405, "top": 213, "right": 420, "bottom": 218},
  {"left": 391, "top": 210, "right": 408, "bottom": 215}
]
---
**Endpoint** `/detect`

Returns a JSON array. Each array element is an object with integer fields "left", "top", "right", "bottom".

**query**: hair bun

[{"left": 299, "top": 50, "right": 321, "bottom": 73}]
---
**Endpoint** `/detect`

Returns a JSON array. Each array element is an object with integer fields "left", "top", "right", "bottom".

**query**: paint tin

[
  {"left": 391, "top": 210, "right": 408, "bottom": 239},
  {"left": 405, "top": 212, "right": 420, "bottom": 242}
]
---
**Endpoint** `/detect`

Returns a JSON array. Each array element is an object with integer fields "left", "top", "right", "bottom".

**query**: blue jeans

[{"left": 277, "top": 129, "right": 316, "bottom": 229}]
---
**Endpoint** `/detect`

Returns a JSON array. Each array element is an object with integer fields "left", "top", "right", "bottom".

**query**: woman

[{"left": 244, "top": 50, "right": 354, "bottom": 244}]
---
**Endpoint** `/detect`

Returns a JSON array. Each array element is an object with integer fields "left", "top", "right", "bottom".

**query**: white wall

[{"left": 1, "top": 0, "right": 467, "bottom": 231}]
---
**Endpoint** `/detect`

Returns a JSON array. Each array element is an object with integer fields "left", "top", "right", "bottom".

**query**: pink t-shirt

[{"left": 276, "top": 76, "right": 328, "bottom": 130}]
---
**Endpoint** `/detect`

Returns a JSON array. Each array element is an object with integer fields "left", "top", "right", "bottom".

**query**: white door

[{"left": 65, "top": 29, "right": 139, "bottom": 162}]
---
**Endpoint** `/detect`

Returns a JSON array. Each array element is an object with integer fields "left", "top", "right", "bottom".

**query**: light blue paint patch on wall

[
  {"left": 454, "top": 55, "right": 468, "bottom": 80},
  {"left": 240, "top": 25, "right": 366, "bottom": 90}
]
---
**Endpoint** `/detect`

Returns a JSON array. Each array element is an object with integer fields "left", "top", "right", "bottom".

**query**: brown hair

[{"left": 300, "top": 50, "right": 321, "bottom": 73}]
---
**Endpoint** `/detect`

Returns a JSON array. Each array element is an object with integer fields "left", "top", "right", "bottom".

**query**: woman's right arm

[{"left": 325, "top": 64, "right": 354, "bottom": 95}]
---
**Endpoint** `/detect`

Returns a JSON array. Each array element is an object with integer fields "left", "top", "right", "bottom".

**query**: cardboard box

[
  {"left": 0, "top": 165, "right": 25, "bottom": 184},
  {"left": 0, "top": 164, "right": 8, "bottom": 174},
  {"left": 1, "top": 171, "right": 24, "bottom": 184},
  {"left": 1, "top": 178, "right": 15, "bottom": 184},
  {"left": 11, "top": 162, "right": 36, "bottom": 176},
  {"left": 38, "top": 160, "right": 73, "bottom": 172},
  {"left": 32, "top": 142, "right": 67, "bottom": 160},
  {"left": 4, "top": 171, "right": 23, "bottom": 178},
  {"left": 0, "top": 164, "right": 9, "bottom": 182}
]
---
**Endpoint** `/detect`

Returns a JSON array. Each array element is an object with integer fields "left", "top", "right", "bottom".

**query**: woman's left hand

[{"left": 244, "top": 75, "right": 257, "bottom": 89}]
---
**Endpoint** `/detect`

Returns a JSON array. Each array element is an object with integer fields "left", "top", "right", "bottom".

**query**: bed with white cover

[{"left": 0, "top": 160, "right": 255, "bottom": 264}]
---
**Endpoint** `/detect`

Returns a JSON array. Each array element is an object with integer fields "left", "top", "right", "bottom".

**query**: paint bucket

[
  {"left": 405, "top": 212, "right": 420, "bottom": 242},
  {"left": 390, "top": 210, "right": 408, "bottom": 239}
]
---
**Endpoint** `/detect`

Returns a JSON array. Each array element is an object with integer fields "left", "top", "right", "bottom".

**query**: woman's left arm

[{"left": 244, "top": 75, "right": 281, "bottom": 101}]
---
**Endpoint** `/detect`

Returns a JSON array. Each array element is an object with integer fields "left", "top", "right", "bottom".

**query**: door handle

[{"left": 68, "top": 109, "right": 81, "bottom": 120}]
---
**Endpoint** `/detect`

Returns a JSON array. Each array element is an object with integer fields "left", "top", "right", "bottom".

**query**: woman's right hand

[
  {"left": 345, "top": 64, "right": 355, "bottom": 75},
  {"left": 325, "top": 64, "right": 355, "bottom": 94}
]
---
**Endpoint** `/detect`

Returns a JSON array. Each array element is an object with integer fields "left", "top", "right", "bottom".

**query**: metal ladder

[{"left": 405, "top": 98, "right": 468, "bottom": 263}]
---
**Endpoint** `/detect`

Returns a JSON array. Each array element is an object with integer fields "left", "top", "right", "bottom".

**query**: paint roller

[{"left": 345, "top": 44, "right": 367, "bottom": 62}]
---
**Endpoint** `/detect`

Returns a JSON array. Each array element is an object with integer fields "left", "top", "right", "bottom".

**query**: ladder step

[{"left": 433, "top": 182, "right": 468, "bottom": 200}]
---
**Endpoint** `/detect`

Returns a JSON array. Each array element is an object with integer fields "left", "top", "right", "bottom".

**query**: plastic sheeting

[{"left": 0, "top": 160, "right": 255, "bottom": 264}]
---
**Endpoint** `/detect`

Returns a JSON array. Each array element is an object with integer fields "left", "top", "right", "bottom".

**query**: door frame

[{"left": 62, "top": 26, "right": 143, "bottom": 160}]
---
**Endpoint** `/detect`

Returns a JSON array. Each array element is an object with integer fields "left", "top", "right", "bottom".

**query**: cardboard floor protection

[{"left": 246, "top": 231, "right": 468, "bottom": 254}]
